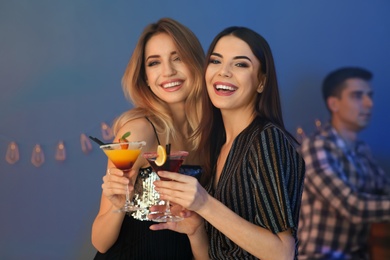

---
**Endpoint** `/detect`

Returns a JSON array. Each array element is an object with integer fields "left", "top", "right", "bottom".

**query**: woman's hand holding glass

[
  {"left": 149, "top": 203, "right": 204, "bottom": 237},
  {"left": 152, "top": 171, "right": 209, "bottom": 216},
  {"left": 102, "top": 168, "right": 136, "bottom": 211}
]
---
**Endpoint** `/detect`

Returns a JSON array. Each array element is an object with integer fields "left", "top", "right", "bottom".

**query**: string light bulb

[
  {"left": 6, "top": 141, "right": 20, "bottom": 164},
  {"left": 80, "top": 133, "right": 92, "bottom": 154},
  {"left": 296, "top": 126, "right": 306, "bottom": 143},
  {"left": 55, "top": 141, "right": 66, "bottom": 161},
  {"left": 101, "top": 122, "right": 113, "bottom": 141},
  {"left": 31, "top": 144, "right": 45, "bottom": 167},
  {"left": 315, "top": 118, "right": 322, "bottom": 130}
]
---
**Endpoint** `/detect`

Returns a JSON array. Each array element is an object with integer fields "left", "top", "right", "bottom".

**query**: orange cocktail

[
  {"left": 100, "top": 141, "right": 146, "bottom": 212},
  {"left": 103, "top": 149, "right": 141, "bottom": 170}
]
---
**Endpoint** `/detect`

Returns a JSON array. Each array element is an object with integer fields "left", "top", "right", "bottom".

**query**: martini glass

[
  {"left": 143, "top": 150, "right": 188, "bottom": 222},
  {"left": 100, "top": 141, "right": 146, "bottom": 212}
]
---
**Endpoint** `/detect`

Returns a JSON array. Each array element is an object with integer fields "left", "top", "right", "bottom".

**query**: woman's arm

[
  {"left": 187, "top": 221, "right": 210, "bottom": 260},
  {"left": 197, "top": 194, "right": 295, "bottom": 260},
  {"left": 149, "top": 209, "right": 210, "bottom": 260},
  {"left": 91, "top": 118, "right": 158, "bottom": 252},
  {"left": 91, "top": 182, "right": 127, "bottom": 253},
  {"left": 154, "top": 172, "right": 295, "bottom": 260}
]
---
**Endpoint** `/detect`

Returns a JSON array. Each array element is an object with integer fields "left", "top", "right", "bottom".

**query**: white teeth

[
  {"left": 162, "top": 81, "right": 181, "bottom": 88},
  {"left": 215, "top": 84, "right": 235, "bottom": 91}
]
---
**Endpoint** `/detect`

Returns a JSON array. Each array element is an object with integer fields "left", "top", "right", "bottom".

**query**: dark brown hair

[{"left": 197, "top": 26, "right": 292, "bottom": 183}]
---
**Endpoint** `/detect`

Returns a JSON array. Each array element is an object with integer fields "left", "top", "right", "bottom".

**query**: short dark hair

[{"left": 322, "top": 67, "right": 373, "bottom": 102}]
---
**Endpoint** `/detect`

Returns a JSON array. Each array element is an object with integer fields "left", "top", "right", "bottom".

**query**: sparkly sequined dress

[
  {"left": 94, "top": 165, "right": 202, "bottom": 260},
  {"left": 94, "top": 117, "right": 202, "bottom": 260}
]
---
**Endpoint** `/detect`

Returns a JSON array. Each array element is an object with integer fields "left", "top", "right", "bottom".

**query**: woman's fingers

[
  {"left": 156, "top": 171, "right": 189, "bottom": 182},
  {"left": 107, "top": 167, "right": 124, "bottom": 176},
  {"left": 102, "top": 170, "right": 133, "bottom": 198},
  {"left": 149, "top": 222, "right": 176, "bottom": 231}
]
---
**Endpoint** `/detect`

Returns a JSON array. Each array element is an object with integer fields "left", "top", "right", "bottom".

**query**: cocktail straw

[
  {"left": 166, "top": 143, "right": 171, "bottom": 155},
  {"left": 89, "top": 136, "right": 106, "bottom": 146}
]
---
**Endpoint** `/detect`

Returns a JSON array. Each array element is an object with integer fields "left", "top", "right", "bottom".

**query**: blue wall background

[{"left": 1, "top": 1, "right": 389, "bottom": 259}]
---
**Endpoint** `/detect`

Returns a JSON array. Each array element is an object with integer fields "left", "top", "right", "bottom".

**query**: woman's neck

[
  {"left": 221, "top": 109, "right": 256, "bottom": 144},
  {"left": 170, "top": 105, "right": 187, "bottom": 133},
  {"left": 169, "top": 104, "right": 200, "bottom": 164},
  {"left": 165, "top": 102, "right": 190, "bottom": 149}
]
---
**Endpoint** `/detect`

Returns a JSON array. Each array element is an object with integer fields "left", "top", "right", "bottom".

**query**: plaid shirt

[{"left": 298, "top": 123, "right": 390, "bottom": 260}]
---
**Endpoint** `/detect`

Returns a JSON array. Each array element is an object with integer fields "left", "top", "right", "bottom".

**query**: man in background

[{"left": 298, "top": 67, "right": 390, "bottom": 260}]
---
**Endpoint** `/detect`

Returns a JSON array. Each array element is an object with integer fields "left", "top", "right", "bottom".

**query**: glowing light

[
  {"left": 31, "top": 144, "right": 45, "bottom": 167},
  {"left": 55, "top": 141, "right": 66, "bottom": 161},
  {"left": 6, "top": 141, "right": 20, "bottom": 164},
  {"left": 101, "top": 122, "right": 113, "bottom": 141}
]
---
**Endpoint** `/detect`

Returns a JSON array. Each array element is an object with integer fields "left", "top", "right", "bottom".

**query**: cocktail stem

[
  {"left": 123, "top": 169, "right": 133, "bottom": 207},
  {"left": 125, "top": 184, "right": 130, "bottom": 205},
  {"left": 165, "top": 200, "right": 171, "bottom": 215}
]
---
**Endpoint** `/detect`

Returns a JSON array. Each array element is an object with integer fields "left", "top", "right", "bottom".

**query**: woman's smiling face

[
  {"left": 205, "top": 35, "right": 262, "bottom": 113},
  {"left": 144, "top": 32, "right": 192, "bottom": 105}
]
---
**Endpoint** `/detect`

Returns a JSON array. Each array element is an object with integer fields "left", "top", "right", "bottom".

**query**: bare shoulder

[{"left": 115, "top": 117, "right": 157, "bottom": 149}]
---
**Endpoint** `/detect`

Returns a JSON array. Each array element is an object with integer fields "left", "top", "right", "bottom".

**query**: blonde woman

[{"left": 91, "top": 18, "right": 205, "bottom": 259}]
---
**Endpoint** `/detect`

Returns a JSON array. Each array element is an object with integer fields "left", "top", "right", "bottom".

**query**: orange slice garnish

[{"left": 155, "top": 145, "right": 167, "bottom": 166}]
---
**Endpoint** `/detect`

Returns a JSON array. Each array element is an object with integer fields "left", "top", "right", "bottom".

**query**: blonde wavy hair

[{"left": 112, "top": 18, "right": 205, "bottom": 151}]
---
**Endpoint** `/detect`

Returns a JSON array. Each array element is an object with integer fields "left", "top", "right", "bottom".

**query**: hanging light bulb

[
  {"left": 296, "top": 126, "right": 306, "bottom": 143},
  {"left": 101, "top": 122, "right": 113, "bottom": 141},
  {"left": 55, "top": 140, "right": 66, "bottom": 161},
  {"left": 6, "top": 141, "right": 20, "bottom": 164},
  {"left": 31, "top": 144, "right": 45, "bottom": 167},
  {"left": 80, "top": 133, "right": 92, "bottom": 154},
  {"left": 315, "top": 118, "right": 322, "bottom": 130}
]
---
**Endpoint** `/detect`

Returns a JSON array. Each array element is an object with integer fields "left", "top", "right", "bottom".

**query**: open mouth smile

[
  {"left": 162, "top": 81, "right": 182, "bottom": 89},
  {"left": 213, "top": 83, "right": 238, "bottom": 96}
]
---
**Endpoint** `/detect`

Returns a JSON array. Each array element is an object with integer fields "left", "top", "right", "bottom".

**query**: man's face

[{"left": 328, "top": 78, "right": 373, "bottom": 132}]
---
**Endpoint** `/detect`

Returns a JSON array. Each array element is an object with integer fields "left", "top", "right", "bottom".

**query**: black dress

[{"left": 94, "top": 165, "right": 202, "bottom": 260}]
